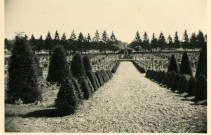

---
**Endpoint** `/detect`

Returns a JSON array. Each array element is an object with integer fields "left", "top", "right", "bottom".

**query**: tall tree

[
  {"left": 37, "top": 35, "right": 44, "bottom": 51},
  {"left": 151, "top": 33, "right": 158, "bottom": 51},
  {"left": 54, "top": 30, "right": 60, "bottom": 46},
  {"left": 182, "top": 30, "right": 189, "bottom": 49},
  {"left": 174, "top": 32, "right": 180, "bottom": 48},
  {"left": 143, "top": 32, "right": 150, "bottom": 51},
  {"left": 45, "top": 31, "right": 53, "bottom": 52},
  {"left": 196, "top": 30, "right": 205, "bottom": 48},
  {"left": 78, "top": 32, "right": 84, "bottom": 54},
  {"left": 110, "top": 31, "right": 116, "bottom": 41},
  {"left": 157, "top": 32, "right": 166, "bottom": 49},
  {"left": 69, "top": 30, "right": 77, "bottom": 52},
  {"left": 93, "top": 30, "right": 100, "bottom": 42},
  {"left": 29, "top": 34, "right": 37, "bottom": 51},
  {"left": 102, "top": 30, "right": 108, "bottom": 52},
  {"left": 61, "top": 33, "right": 68, "bottom": 50},
  {"left": 167, "top": 35, "right": 173, "bottom": 50},
  {"left": 190, "top": 33, "right": 197, "bottom": 49},
  {"left": 7, "top": 35, "right": 41, "bottom": 103}
]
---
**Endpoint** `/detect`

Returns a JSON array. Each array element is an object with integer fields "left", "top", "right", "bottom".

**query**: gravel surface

[{"left": 5, "top": 61, "right": 207, "bottom": 133}]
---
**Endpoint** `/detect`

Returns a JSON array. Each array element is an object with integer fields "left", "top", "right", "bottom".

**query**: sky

[{"left": 5, "top": 0, "right": 207, "bottom": 43}]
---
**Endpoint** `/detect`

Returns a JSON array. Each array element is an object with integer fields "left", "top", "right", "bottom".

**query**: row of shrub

[
  {"left": 132, "top": 60, "right": 146, "bottom": 73},
  {"left": 111, "top": 60, "right": 120, "bottom": 73},
  {"left": 146, "top": 70, "right": 207, "bottom": 101},
  {"left": 53, "top": 51, "right": 115, "bottom": 114}
]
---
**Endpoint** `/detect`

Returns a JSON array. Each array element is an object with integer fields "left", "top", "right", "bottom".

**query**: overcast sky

[{"left": 5, "top": 0, "right": 206, "bottom": 43}]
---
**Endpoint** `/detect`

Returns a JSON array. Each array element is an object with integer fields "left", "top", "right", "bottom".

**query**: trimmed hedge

[
  {"left": 55, "top": 79, "right": 79, "bottom": 113},
  {"left": 112, "top": 61, "right": 120, "bottom": 73},
  {"left": 132, "top": 61, "right": 146, "bottom": 73},
  {"left": 95, "top": 71, "right": 104, "bottom": 86},
  {"left": 171, "top": 74, "right": 181, "bottom": 91},
  {"left": 71, "top": 78, "right": 84, "bottom": 100},
  {"left": 78, "top": 77, "right": 92, "bottom": 99},
  {"left": 177, "top": 75, "right": 190, "bottom": 93},
  {"left": 193, "top": 74, "right": 207, "bottom": 100},
  {"left": 185, "top": 76, "right": 196, "bottom": 96},
  {"left": 87, "top": 72, "right": 98, "bottom": 91}
]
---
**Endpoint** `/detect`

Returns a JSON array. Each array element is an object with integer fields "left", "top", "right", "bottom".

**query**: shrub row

[
  {"left": 146, "top": 70, "right": 207, "bottom": 101},
  {"left": 112, "top": 61, "right": 120, "bottom": 73},
  {"left": 55, "top": 69, "right": 113, "bottom": 114},
  {"left": 132, "top": 61, "right": 146, "bottom": 73}
]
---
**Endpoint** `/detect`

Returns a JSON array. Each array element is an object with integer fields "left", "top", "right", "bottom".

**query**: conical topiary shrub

[
  {"left": 93, "top": 72, "right": 100, "bottom": 88},
  {"left": 87, "top": 72, "right": 98, "bottom": 91},
  {"left": 195, "top": 45, "right": 207, "bottom": 79},
  {"left": 86, "top": 76, "right": 95, "bottom": 93},
  {"left": 71, "top": 78, "right": 84, "bottom": 100},
  {"left": 83, "top": 56, "right": 92, "bottom": 74},
  {"left": 47, "top": 46, "right": 71, "bottom": 84},
  {"left": 179, "top": 52, "right": 193, "bottom": 75},
  {"left": 7, "top": 36, "right": 41, "bottom": 103},
  {"left": 79, "top": 76, "right": 92, "bottom": 99},
  {"left": 185, "top": 76, "right": 196, "bottom": 96},
  {"left": 95, "top": 71, "right": 104, "bottom": 86},
  {"left": 193, "top": 74, "right": 207, "bottom": 101},
  {"left": 71, "top": 53, "right": 86, "bottom": 79},
  {"left": 55, "top": 79, "right": 79, "bottom": 114},
  {"left": 167, "top": 71, "right": 176, "bottom": 88},
  {"left": 171, "top": 74, "right": 180, "bottom": 91},
  {"left": 168, "top": 55, "right": 179, "bottom": 73}
]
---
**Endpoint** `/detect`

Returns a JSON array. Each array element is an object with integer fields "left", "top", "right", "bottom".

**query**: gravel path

[{"left": 5, "top": 61, "right": 207, "bottom": 133}]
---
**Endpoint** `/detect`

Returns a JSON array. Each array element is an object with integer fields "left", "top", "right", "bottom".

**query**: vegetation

[
  {"left": 179, "top": 52, "right": 193, "bottom": 75},
  {"left": 71, "top": 53, "right": 86, "bottom": 79},
  {"left": 47, "top": 46, "right": 71, "bottom": 84},
  {"left": 168, "top": 55, "right": 179, "bottom": 73},
  {"left": 195, "top": 45, "right": 207, "bottom": 79},
  {"left": 7, "top": 35, "right": 41, "bottom": 103}
]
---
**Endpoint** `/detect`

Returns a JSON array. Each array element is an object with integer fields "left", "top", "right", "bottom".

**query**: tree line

[
  {"left": 5, "top": 30, "right": 120, "bottom": 54},
  {"left": 129, "top": 30, "right": 207, "bottom": 52}
]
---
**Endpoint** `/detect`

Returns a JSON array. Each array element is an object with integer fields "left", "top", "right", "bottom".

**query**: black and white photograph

[{"left": 2, "top": 0, "right": 209, "bottom": 133}]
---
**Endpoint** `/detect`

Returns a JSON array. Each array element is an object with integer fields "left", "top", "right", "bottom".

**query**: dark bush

[
  {"left": 7, "top": 36, "right": 41, "bottom": 103},
  {"left": 185, "top": 76, "right": 196, "bottom": 96},
  {"left": 47, "top": 46, "right": 71, "bottom": 84},
  {"left": 177, "top": 75, "right": 190, "bottom": 93},
  {"left": 168, "top": 55, "right": 179, "bottom": 73},
  {"left": 78, "top": 77, "right": 92, "bottom": 99},
  {"left": 112, "top": 61, "right": 120, "bottom": 73},
  {"left": 86, "top": 76, "right": 95, "bottom": 93},
  {"left": 95, "top": 71, "right": 104, "bottom": 86},
  {"left": 171, "top": 74, "right": 180, "bottom": 91},
  {"left": 193, "top": 74, "right": 207, "bottom": 100},
  {"left": 71, "top": 53, "right": 86, "bottom": 79},
  {"left": 71, "top": 78, "right": 84, "bottom": 100},
  {"left": 93, "top": 73, "right": 100, "bottom": 89},
  {"left": 87, "top": 72, "right": 98, "bottom": 91},
  {"left": 132, "top": 61, "right": 146, "bottom": 73},
  {"left": 179, "top": 52, "right": 193, "bottom": 75},
  {"left": 195, "top": 46, "right": 207, "bottom": 79},
  {"left": 83, "top": 56, "right": 92, "bottom": 74},
  {"left": 101, "top": 70, "right": 109, "bottom": 82},
  {"left": 55, "top": 79, "right": 79, "bottom": 113},
  {"left": 167, "top": 71, "right": 176, "bottom": 88}
]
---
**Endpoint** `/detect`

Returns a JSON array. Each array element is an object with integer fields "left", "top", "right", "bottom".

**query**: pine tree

[
  {"left": 151, "top": 33, "right": 158, "bottom": 51},
  {"left": 69, "top": 30, "right": 77, "bottom": 52},
  {"left": 196, "top": 30, "right": 205, "bottom": 48},
  {"left": 54, "top": 30, "right": 60, "bottom": 47},
  {"left": 167, "top": 35, "right": 173, "bottom": 50},
  {"left": 78, "top": 32, "right": 84, "bottom": 54},
  {"left": 45, "top": 31, "right": 53, "bottom": 52},
  {"left": 179, "top": 52, "right": 192, "bottom": 75},
  {"left": 190, "top": 33, "right": 197, "bottom": 49},
  {"left": 7, "top": 35, "right": 41, "bottom": 103},
  {"left": 174, "top": 31, "right": 180, "bottom": 48},
  {"left": 61, "top": 33, "right": 68, "bottom": 51},
  {"left": 93, "top": 30, "right": 100, "bottom": 42},
  {"left": 143, "top": 32, "right": 150, "bottom": 51},
  {"left": 37, "top": 35, "right": 44, "bottom": 51},
  {"left": 182, "top": 30, "right": 189, "bottom": 49},
  {"left": 195, "top": 45, "right": 207, "bottom": 79},
  {"left": 168, "top": 55, "right": 179, "bottom": 73},
  {"left": 29, "top": 34, "right": 37, "bottom": 51},
  {"left": 47, "top": 46, "right": 71, "bottom": 84},
  {"left": 158, "top": 32, "right": 166, "bottom": 49},
  {"left": 110, "top": 31, "right": 116, "bottom": 41},
  {"left": 102, "top": 30, "right": 108, "bottom": 52}
]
